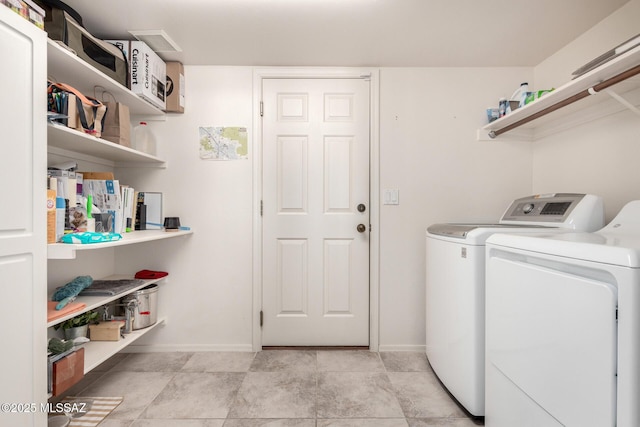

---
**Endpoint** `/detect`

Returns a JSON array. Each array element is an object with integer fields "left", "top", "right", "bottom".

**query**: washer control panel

[
  {"left": 511, "top": 200, "right": 573, "bottom": 217},
  {"left": 501, "top": 194, "right": 588, "bottom": 224}
]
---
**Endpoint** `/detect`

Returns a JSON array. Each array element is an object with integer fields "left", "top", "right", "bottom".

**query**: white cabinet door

[{"left": 0, "top": 7, "right": 47, "bottom": 426}]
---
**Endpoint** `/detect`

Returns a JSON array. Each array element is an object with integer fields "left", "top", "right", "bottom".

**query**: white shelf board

[
  {"left": 83, "top": 317, "right": 166, "bottom": 373},
  {"left": 481, "top": 44, "right": 640, "bottom": 140},
  {"left": 48, "top": 229, "right": 193, "bottom": 260},
  {"left": 47, "top": 274, "right": 165, "bottom": 328},
  {"left": 48, "top": 123, "right": 166, "bottom": 167},
  {"left": 47, "top": 39, "right": 164, "bottom": 117}
]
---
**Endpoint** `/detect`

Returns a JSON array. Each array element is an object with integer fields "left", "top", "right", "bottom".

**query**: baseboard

[
  {"left": 119, "top": 343, "right": 425, "bottom": 353},
  {"left": 262, "top": 346, "right": 369, "bottom": 351},
  {"left": 120, "top": 343, "right": 254, "bottom": 353},
  {"left": 378, "top": 344, "right": 426, "bottom": 352}
]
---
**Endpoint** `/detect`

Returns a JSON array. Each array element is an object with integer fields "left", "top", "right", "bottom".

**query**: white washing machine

[
  {"left": 485, "top": 200, "right": 640, "bottom": 427},
  {"left": 426, "top": 193, "right": 604, "bottom": 416}
]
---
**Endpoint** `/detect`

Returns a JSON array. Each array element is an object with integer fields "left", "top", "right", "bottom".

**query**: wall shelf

[
  {"left": 47, "top": 274, "right": 167, "bottom": 374},
  {"left": 83, "top": 317, "right": 165, "bottom": 373},
  {"left": 47, "top": 275, "right": 164, "bottom": 328},
  {"left": 48, "top": 123, "right": 166, "bottom": 167},
  {"left": 480, "top": 44, "right": 640, "bottom": 141},
  {"left": 47, "top": 39, "right": 164, "bottom": 117},
  {"left": 48, "top": 229, "right": 193, "bottom": 260}
]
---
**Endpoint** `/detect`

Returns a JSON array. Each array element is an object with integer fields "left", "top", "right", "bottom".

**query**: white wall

[
  {"left": 534, "top": 0, "right": 640, "bottom": 89},
  {"left": 377, "top": 68, "right": 533, "bottom": 349},
  {"left": 532, "top": 0, "right": 640, "bottom": 220},
  {"left": 115, "top": 67, "right": 254, "bottom": 350},
  {"left": 112, "top": 65, "right": 533, "bottom": 351}
]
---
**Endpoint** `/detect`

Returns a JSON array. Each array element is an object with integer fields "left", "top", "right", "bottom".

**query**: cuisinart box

[{"left": 107, "top": 40, "right": 166, "bottom": 110}]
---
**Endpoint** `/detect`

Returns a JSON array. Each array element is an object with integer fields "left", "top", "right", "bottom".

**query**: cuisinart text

[
  {"left": 105, "top": 39, "right": 166, "bottom": 110},
  {"left": 131, "top": 48, "right": 151, "bottom": 89}
]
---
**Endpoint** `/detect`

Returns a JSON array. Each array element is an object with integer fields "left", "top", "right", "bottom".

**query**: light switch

[{"left": 383, "top": 189, "right": 399, "bottom": 205}]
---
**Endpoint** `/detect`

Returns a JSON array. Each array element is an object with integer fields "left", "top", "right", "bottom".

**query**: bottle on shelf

[
  {"left": 510, "top": 82, "right": 530, "bottom": 109},
  {"left": 498, "top": 98, "right": 508, "bottom": 117},
  {"left": 55, "top": 197, "right": 65, "bottom": 242},
  {"left": 133, "top": 122, "right": 156, "bottom": 156}
]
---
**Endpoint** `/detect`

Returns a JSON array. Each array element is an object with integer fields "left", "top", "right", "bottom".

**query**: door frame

[{"left": 252, "top": 67, "right": 381, "bottom": 351}]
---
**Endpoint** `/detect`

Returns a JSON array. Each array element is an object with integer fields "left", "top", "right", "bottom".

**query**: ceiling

[{"left": 62, "top": 0, "right": 629, "bottom": 67}]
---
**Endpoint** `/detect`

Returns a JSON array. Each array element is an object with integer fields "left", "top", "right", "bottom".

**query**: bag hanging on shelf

[
  {"left": 99, "top": 90, "right": 131, "bottom": 147},
  {"left": 36, "top": 0, "right": 129, "bottom": 88},
  {"left": 47, "top": 87, "right": 78, "bottom": 129},
  {"left": 48, "top": 81, "right": 107, "bottom": 137}
]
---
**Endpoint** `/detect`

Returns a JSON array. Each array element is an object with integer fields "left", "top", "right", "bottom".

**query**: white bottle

[
  {"left": 133, "top": 122, "right": 157, "bottom": 156},
  {"left": 510, "top": 82, "right": 529, "bottom": 108}
]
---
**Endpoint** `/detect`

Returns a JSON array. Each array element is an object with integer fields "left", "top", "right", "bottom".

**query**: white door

[
  {"left": 261, "top": 77, "right": 370, "bottom": 346},
  {"left": 0, "top": 7, "right": 47, "bottom": 427}
]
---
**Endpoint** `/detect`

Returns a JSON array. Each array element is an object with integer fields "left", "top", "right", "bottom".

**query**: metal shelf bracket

[{"left": 601, "top": 88, "right": 640, "bottom": 117}]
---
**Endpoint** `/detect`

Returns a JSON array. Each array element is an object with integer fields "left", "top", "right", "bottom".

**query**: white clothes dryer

[
  {"left": 426, "top": 193, "right": 604, "bottom": 416},
  {"left": 485, "top": 200, "right": 640, "bottom": 427}
]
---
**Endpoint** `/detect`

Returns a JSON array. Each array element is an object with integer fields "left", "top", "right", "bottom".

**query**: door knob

[
  {"left": 357, "top": 203, "right": 366, "bottom": 213},
  {"left": 357, "top": 224, "right": 367, "bottom": 233}
]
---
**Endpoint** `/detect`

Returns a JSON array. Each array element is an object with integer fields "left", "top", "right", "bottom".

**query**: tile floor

[{"left": 58, "top": 350, "right": 484, "bottom": 427}]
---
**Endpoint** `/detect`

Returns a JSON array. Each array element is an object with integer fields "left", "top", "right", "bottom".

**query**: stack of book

[
  {"left": 1, "top": 0, "right": 45, "bottom": 29},
  {"left": 83, "top": 175, "right": 138, "bottom": 234},
  {"left": 47, "top": 167, "right": 160, "bottom": 239}
]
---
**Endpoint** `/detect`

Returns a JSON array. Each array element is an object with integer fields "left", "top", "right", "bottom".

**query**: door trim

[{"left": 252, "top": 67, "right": 381, "bottom": 351}]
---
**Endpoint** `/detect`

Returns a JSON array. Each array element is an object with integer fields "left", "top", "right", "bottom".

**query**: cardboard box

[
  {"left": 165, "top": 61, "right": 185, "bottom": 113},
  {"left": 52, "top": 347, "right": 84, "bottom": 397},
  {"left": 107, "top": 40, "right": 166, "bottom": 110},
  {"left": 47, "top": 189, "right": 56, "bottom": 244},
  {"left": 89, "top": 321, "right": 124, "bottom": 341},
  {"left": 78, "top": 171, "right": 115, "bottom": 180}
]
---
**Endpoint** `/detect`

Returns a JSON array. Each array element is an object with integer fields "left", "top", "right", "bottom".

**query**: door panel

[
  {"left": 324, "top": 239, "right": 355, "bottom": 316},
  {"left": 277, "top": 239, "right": 308, "bottom": 316},
  {"left": 262, "top": 78, "right": 370, "bottom": 346},
  {"left": 277, "top": 136, "right": 308, "bottom": 212},
  {"left": 324, "top": 136, "right": 353, "bottom": 212}
]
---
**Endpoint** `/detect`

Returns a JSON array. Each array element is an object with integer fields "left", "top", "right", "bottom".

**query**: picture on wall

[{"left": 199, "top": 126, "right": 248, "bottom": 160}]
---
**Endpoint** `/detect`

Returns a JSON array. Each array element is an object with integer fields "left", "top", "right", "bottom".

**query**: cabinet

[
  {"left": 45, "top": 25, "right": 192, "bottom": 391},
  {"left": 0, "top": 6, "right": 48, "bottom": 426},
  {"left": 478, "top": 44, "right": 640, "bottom": 141}
]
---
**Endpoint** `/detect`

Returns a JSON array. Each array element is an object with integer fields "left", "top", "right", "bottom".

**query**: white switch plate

[{"left": 383, "top": 189, "right": 399, "bottom": 205}]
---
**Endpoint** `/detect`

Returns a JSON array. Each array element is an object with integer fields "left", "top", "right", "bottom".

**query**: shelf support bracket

[{"left": 601, "top": 88, "right": 640, "bottom": 117}]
